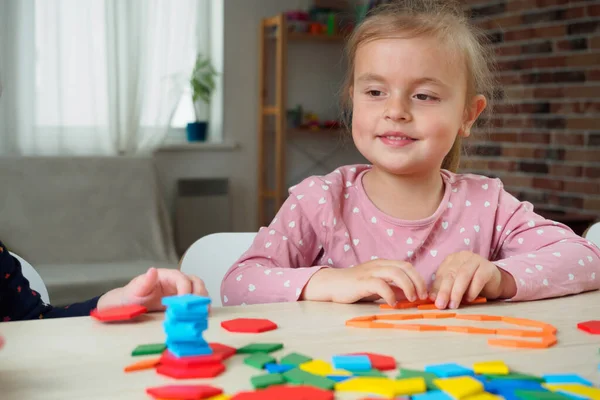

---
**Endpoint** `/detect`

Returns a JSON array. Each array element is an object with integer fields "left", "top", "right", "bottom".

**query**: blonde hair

[{"left": 341, "top": 0, "right": 498, "bottom": 172}]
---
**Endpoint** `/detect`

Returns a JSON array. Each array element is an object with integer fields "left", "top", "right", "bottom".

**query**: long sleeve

[
  {"left": 220, "top": 177, "right": 332, "bottom": 306},
  {"left": 490, "top": 191, "right": 600, "bottom": 301},
  {"left": 0, "top": 242, "right": 100, "bottom": 321}
]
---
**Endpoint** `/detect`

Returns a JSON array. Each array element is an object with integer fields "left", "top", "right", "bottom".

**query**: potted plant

[{"left": 187, "top": 53, "right": 217, "bottom": 142}]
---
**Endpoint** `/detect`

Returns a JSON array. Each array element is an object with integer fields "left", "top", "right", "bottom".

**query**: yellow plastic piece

[
  {"left": 543, "top": 383, "right": 600, "bottom": 400},
  {"left": 299, "top": 359, "right": 333, "bottom": 376},
  {"left": 464, "top": 393, "right": 503, "bottom": 400},
  {"left": 394, "top": 377, "right": 427, "bottom": 395},
  {"left": 433, "top": 376, "right": 484, "bottom": 399},
  {"left": 206, "top": 396, "right": 231, "bottom": 400},
  {"left": 473, "top": 360, "right": 510, "bottom": 375},
  {"left": 330, "top": 369, "right": 353, "bottom": 376},
  {"left": 335, "top": 377, "right": 426, "bottom": 398}
]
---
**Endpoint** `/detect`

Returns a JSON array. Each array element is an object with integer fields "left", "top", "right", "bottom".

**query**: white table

[{"left": 1, "top": 292, "right": 600, "bottom": 399}]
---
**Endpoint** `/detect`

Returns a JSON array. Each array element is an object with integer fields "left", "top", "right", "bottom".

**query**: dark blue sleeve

[{"left": 0, "top": 241, "right": 100, "bottom": 322}]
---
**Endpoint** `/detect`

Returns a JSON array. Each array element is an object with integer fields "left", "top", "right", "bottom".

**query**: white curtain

[{"left": 0, "top": 0, "right": 203, "bottom": 155}]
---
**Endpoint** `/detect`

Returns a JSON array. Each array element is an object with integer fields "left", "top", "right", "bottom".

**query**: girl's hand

[
  {"left": 97, "top": 268, "right": 209, "bottom": 312},
  {"left": 430, "top": 251, "right": 517, "bottom": 309},
  {"left": 301, "top": 259, "right": 428, "bottom": 306}
]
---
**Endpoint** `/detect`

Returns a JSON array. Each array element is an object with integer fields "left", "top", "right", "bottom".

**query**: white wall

[{"left": 155, "top": 0, "right": 365, "bottom": 233}]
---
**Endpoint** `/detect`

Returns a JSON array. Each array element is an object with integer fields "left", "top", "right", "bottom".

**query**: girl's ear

[
  {"left": 461, "top": 94, "right": 487, "bottom": 138},
  {"left": 349, "top": 85, "right": 354, "bottom": 100}
]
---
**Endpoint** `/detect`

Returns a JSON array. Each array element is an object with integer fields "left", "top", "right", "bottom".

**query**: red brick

[
  {"left": 496, "top": 45, "right": 522, "bottom": 57},
  {"left": 502, "top": 146, "right": 537, "bottom": 158},
  {"left": 534, "top": 87, "right": 564, "bottom": 98},
  {"left": 584, "top": 197, "right": 600, "bottom": 211},
  {"left": 584, "top": 166, "right": 600, "bottom": 178},
  {"left": 504, "top": 87, "right": 536, "bottom": 100},
  {"left": 591, "top": 37, "right": 600, "bottom": 50},
  {"left": 588, "top": 4, "right": 600, "bottom": 17},
  {"left": 549, "top": 164, "right": 583, "bottom": 177},
  {"left": 586, "top": 70, "right": 600, "bottom": 82},
  {"left": 526, "top": 56, "right": 566, "bottom": 69},
  {"left": 552, "top": 133, "right": 585, "bottom": 146},
  {"left": 567, "top": 118, "right": 598, "bottom": 130},
  {"left": 567, "top": 53, "right": 600, "bottom": 67},
  {"left": 490, "top": 132, "right": 519, "bottom": 142},
  {"left": 521, "top": 133, "right": 551, "bottom": 144},
  {"left": 535, "top": 0, "right": 569, "bottom": 6},
  {"left": 501, "top": 175, "right": 533, "bottom": 188},
  {"left": 555, "top": 38, "right": 588, "bottom": 52},
  {"left": 461, "top": 159, "right": 490, "bottom": 171},
  {"left": 486, "top": 14, "right": 523, "bottom": 30},
  {"left": 563, "top": 181, "right": 600, "bottom": 195},
  {"left": 533, "top": 177, "right": 564, "bottom": 191},
  {"left": 564, "top": 149, "right": 600, "bottom": 162},
  {"left": 489, "top": 160, "right": 517, "bottom": 171},
  {"left": 548, "top": 194, "right": 584, "bottom": 209},
  {"left": 506, "top": 25, "right": 566, "bottom": 41},
  {"left": 564, "top": 85, "right": 600, "bottom": 98},
  {"left": 508, "top": 0, "right": 537, "bottom": 12},
  {"left": 550, "top": 101, "right": 600, "bottom": 114},
  {"left": 498, "top": 74, "right": 523, "bottom": 85}
]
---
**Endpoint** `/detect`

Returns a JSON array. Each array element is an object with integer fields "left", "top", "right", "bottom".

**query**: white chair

[
  {"left": 179, "top": 232, "right": 256, "bottom": 307},
  {"left": 584, "top": 222, "right": 600, "bottom": 248},
  {"left": 9, "top": 252, "right": 51, "bottom": 304}
]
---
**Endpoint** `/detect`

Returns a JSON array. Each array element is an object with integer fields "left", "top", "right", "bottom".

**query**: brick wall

[{"left": 462, "top": 0, "right": 600, "bottom": 220}]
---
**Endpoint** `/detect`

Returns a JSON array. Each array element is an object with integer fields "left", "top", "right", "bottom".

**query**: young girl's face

[{"left": 351, "top": 35, "right": 475, "bottom": 176}]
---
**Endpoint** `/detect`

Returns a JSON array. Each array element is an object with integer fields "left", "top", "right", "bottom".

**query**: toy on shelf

[{"left": 287, "top": 105, "right": 341, "bottom": 132}]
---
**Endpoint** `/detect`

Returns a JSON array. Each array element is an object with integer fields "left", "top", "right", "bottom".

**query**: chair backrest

[
  {"left": 584, "top": 222, "right": 600, "bottom": 248},
  {"left": 179, "top": 232, "right": 256, "bottom": 307},
  {"left": 10, "top": 252, "right": 50, "bottom": 304}
]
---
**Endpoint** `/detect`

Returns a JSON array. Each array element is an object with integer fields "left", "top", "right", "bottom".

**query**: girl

[
  {"left": 0, "top": 240, "right": 208, "bottom": 322},
  {"left": 221, "top": 0, "right": 600, "bottom": 309}
]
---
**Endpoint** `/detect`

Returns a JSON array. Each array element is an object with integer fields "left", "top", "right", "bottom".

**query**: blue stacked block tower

[{"left": 161, "top": 294, "right": 212, "bottom": 358}]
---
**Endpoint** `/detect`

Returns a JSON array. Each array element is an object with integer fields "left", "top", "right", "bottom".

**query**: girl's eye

[
  {"left": 415, "top": 93, "right": 439, "bottom": 101},
  {"left": 367, "top": 90, "right": 383, "bottom": 97}
]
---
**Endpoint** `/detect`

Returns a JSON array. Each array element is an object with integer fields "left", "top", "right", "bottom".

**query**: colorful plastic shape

[
  {"left": 221, "top": 318, "right": 277, "bottom": 333},
  {"left": 146, "top": 384, "right": 222, "bottom": 400},
  {"left": 90, "top": 304, "right": 147, "bottom": 322}
]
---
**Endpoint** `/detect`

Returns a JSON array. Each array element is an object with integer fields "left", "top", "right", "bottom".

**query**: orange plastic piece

[
  {"left": 445, "top": 326, "right": 496, "bottom": 335},
  {"left": 421, "top": 313, "right": 456, "bottom": 319},
  {"left": 351, "top": 315, "right": 377, "bottom": 322},
  {"left": 417, "top": 325, "right": 448, "bottom": 332},
  {"left": 346, "top": 321, "right": 375, "bottom": 328},
  {"left": 488, "top": 336, "right": 556, "bottom": 349},
  {"left": 417, "top": 304, "right": 440, "bottom": 310},
  {"left": 495, "top": 328, "right": 547, "bottom": 338},
  {"left": 393, "top": 324, "right": 425, "bottom": 331},
  {"left": 456, "top": 314, "right": 502, "bottom": 322},
  {"left": 500, "top": 317, "right": 546, "bottom": 329},
  {"left": 124, "top": 357, "right": 161, "bottom": 372},
  {"left": 369, "top": 322, "right": 397, "bottom": 329},
  {"left": 376, "top": 314, "right": 423, "bottom": 321},
  {"left": 465, "top": 297, "right": 487, "bottom": 305}
]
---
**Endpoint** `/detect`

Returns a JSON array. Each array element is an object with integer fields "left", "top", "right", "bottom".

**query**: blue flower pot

[{"left": 186, "top": 121, "right": 208, "bottom": 142}]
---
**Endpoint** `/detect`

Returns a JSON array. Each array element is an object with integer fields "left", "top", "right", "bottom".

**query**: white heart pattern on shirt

[
  {"left": 578, "top": 259, "right": 585, "bottom": 266},
  {"left": 298, "top": 240, "right": 303, "bottom": 246},
  {"left": 289, "top": 221, "right": 296, "bottom": 228},
  {"left": 587, "top": 256, "right": 593, "bottom": 262},
  {"left": 442, "top": 221, "right": 449, "bottom": 230},
  {"left": 296, "top": 288, "right": 302, "bottom": 296},
  {"left": 350, "top": 167, "right": 356, "bottom": 172},
  {"left": 452, "top": 188, "right": 458, "bottom": 193},
  {"left": 525, "top": 268, "right": 533, "bottom": 273},
  {"left": 264, "top": 270, "right": 271, "bottom": 275},
  {"left": 465, "top": 200, "right": 471, "bottom": 207},
  {"left": 519, "top": 279, "right": 525, "bottom": 286},
  {"left": 543, "top": 279, "right": 549, "bottom": 286},
  {"left": 474, "top": 225, "right": 480, "bottom": 232},
  {"left": 535, "top": 264, "right": 543, "bottom": 271},
  {"left": 460, "top": 227, "right": 465, "bottom": 233},
  {"left": 223, "top": 295, "right": 229, "bottom": 303},
  {"left": 236, "top": 274, "right": 243, "bottom": 281},
  {"left": 518, "top": 238, "right": 524, "bottom": 244},
  {"left": 484, "top": 201, "right": 491, "bottom": 208},
  {"left": 283, "top": 236, "right": 288, "bottom": 241},
  {"left": 558, "top": 229, "right": 566, "bottom": 235},
  {"left": 528, "top": 220, "right": 535, "bottom": 228},
  {"left": 496, "top": 225, "right": 502, "bottom": 232},
  {"left": 553, "top": 252, "right": 561, "bottom": 257},
  {"left": 406, "top": 237, "right": 413, "bottom": 244},
  {"left": 276, "top": 271, "right": 284, "bottom": 275},
  {"left": 344, "top": 245, "right": 350, "bottom": 252},
  {"left": 290, "top": 204, "right": 296, "bottom": 210},
  {"left": 333, "top": 218, "right": 337, "bottom": 226},
  {"left": 353, "top": 207, "right": 360, "bottom": 214},
  {"left": 568, "top": 273, "right": 574, "bottom": 281},
  {"left": 527, "top": 254, "right": 536, "bottom": 258},
  {"left": 387, "top": 229, "right": 394, "bottom": 237},
  {"left": 448, "top": 202, "right": 453, "bottom": 208},
  {"left": 319, "top": 197, "right": 326, "bottom": 204},
  {"left": 482, "top": 184, "right": 488, "bottom": 190},
  {"left": 248, "top": 284, "right": 256, "bottom": 292},
  {"left": 346, "top": 181, "right": 352, "bottom": 187},
  {"left": 265, "top": 242, "right": 272, "bottom": 248},
  {"left": 328, "top": 258, "right": 333, "bottom": 265},
  {"left": 536, "top": 229, "right": 544, "bottom": 235},
  {"left": 464, "top": 238, "right": 470, "bottom": 245},
  {"left": 269, "top": 230, "right": 275, "bottom": 235},
  {"left": 371, "top": 256, "right": 378, "bottom": 260},
  {"left": 344, "top": 193, "right": 350, "bottom": 199},
  {"left": 296, "top": 195, "right": 304, "bottom": 200},
  {"left": 592, "top": 273, "right": 596, "bottom": 280},
  {"left": 430, "top": 250, "right": 438, "bottom": 257},
  {"left": 309, "top": 180, "right": 315, "bottom": 187},
  {"left": 353, "top": 239, "right": 360, "bottom": 246},
  {"left": 371, "top": 217, "right": 377, "bottom": 223},
  {"left": 322, "top": 185, "right": 329, "bottom": 191},
  {"left": 284, "top": 280, "right": 290, "bottom": 288},
  {"left": 407, "top": 251, "right": 414, "bottom": 257}
]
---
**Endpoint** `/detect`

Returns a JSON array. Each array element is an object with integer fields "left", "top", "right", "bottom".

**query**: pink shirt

[{"left": 221, "top": 165, "right": 600, "bottom": 306}]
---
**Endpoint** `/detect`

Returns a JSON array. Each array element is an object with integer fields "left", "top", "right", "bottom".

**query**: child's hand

[
  {"left": 97, "top": 267, "right": 208, "bottom": 312},
  {"left": 429, "top": 251, "right": 517, "bottom": 309},
  {"left": 301, "top": 260, "right": 428, "bottom": 306}
]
